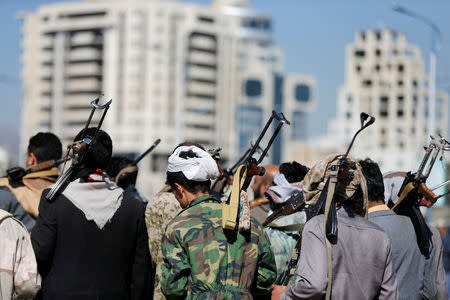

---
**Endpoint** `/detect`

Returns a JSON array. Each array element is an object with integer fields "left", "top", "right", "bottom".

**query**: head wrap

[
  {"left": 265, "top": 173, "right": 302, "bottom": 211},
  {"left": 383, "top": 171, "right": 407, "bottom": 205},
  {"left": 302, "top": 154, "right": 369, "bottom": 216},
  {"left": 167, "top": 145, "right": 220, "bottom": 181}
]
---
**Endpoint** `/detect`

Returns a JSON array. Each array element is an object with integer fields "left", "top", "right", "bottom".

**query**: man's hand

[{"left": 271, "top": 285, "right": 288, "bottom": 300}]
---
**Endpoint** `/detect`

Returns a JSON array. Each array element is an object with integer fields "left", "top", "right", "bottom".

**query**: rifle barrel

[{"left": 133, "top": 139, "right": 161, "bottom": 165}]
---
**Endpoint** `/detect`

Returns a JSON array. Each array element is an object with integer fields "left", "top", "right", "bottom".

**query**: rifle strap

[
  {"left": 23, "top": 168, "right": 59, "bottom": 179},
  {"left": 266, "top": 222, "right": 304, "bottom": 232},
  {"left": 324, "top": 163, "right": 338, "bottom": 300},
  {"left": 222, "top": 165, "right": 246, "bottom": 230}
]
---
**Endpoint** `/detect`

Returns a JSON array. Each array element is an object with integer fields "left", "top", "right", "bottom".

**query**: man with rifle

[
  {"left": 0, "top": 132, "right": 62, "bottom": 231},
  {"left": 272, "top": 155, "right": 398, "bottom": 300},
  {"left": 272, "top": 113, "right": 398, "bottom": 300},
  {"left": 263, "top": 161, "right": 309, "bottom": 285},
  {"left": 360, "top": 158, "right": 429, "bottom": 300}
]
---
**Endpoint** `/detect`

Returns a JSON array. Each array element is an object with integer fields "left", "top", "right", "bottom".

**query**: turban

[
  {"left": 383, "top": 171, "right": 407, "bottom": 205},
  {"left": 265, "top": 173, "right": 302, "bottom": 207},
  {"left": 167, "top": 145, "right": 220, "bottom": 181},
  {"left": 302, "top": 154, "right": 369, "bottom": 216}
]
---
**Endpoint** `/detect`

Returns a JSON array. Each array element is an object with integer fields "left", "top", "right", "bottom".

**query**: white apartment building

[
  {"left": 320, "top": 29, "right": 448, "bottom": 172},
  {"left": 20, "top": 0, "right": 315, "bottom": 195}
]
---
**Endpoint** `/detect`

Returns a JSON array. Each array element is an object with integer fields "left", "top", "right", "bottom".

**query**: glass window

[
  {"left": 295, "top": 84, "right": 310, "bottom": 102},
  {"left": 237, "top": 105, "right": 263, "bottom": 152},
  {"left": 245, "top": 79, "right": 262, "bottom": 98}
]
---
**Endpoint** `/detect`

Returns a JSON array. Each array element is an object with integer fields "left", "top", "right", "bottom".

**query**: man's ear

[
  {"left": 26, "top": 152, "right": 38, "bottom": 167},
  {"left": 173, "top": 183, "right": 184, "bottom": 196}
]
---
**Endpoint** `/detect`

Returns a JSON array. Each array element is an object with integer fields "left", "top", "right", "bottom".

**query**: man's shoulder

[{"left": 166, "top": 200, "right": 221, "bottom": 233}]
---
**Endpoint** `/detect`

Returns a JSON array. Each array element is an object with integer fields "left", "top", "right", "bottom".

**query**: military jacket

[
  {"left": 265, "top": 211, "right": 306, "bottom": 285},
  {"left": 161, "top": 195, "right": 276, "bottom": 300}
]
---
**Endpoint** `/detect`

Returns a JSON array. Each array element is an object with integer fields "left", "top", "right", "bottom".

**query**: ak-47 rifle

[
  {"left": 211, "top": 143, "right": 264, "bottom": 195},
  {"left": 114, "top": 139, "right": 161, "bottom": 185},
  {"left": 46, "top": 95, "right": 112, "bottom": 201},
  {"left": 393, "top": 136, "right": 449, "bottom": 257},
  {"left": 6, "top": 157, "right": 67, "bottom": 183},
  {"left": 222, "top": 111, "right": 290, "bottom": 231}
]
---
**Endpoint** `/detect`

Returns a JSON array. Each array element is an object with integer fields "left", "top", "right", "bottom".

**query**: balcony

[
  {"left": 190, "top": 35, "right": 216, "bottom": 50},
  {"left": 185, "top": 97, "right": 215, "bottom": 111},
  {"left": 187, "top": 66, "right": 216, "bottom": 81},
  {"left": 184, "top": 111, "right": 215, "bottom": 126},
  {"left": 67, "top": 48, "right": 102, "bottom": 62},
  {"left": 71, "top": 32, "right": 102, "bottom": 46},
  {"left": 65, "top": 63, "right": 102, "bottom": 77},
  {"left": 188, "top": 51, "right": 216, "bottom": 66},
  {"left": 64, "top": 94, "right": 99, "bottom": 108},
  {"left": 187, "top": 81, "right": 216, "bottom": 96},
  {"left": 65, "top": 78, "right": 101, "bottom": 92}
]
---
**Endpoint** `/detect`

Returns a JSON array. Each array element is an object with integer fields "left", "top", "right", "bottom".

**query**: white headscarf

[
  {"left": 265, "top": 173, "right": 303, "bottom": 215},
  {"left": 167, "top": 145, "right": 220, "bottom": 181}
]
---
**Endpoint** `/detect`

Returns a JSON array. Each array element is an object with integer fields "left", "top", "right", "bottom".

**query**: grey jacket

[
  {"left": 369, "top": 209, "right": 426, "bottom": 300},
  {"left": 281, "top": 206, "right": 398, "bottom": 300},
  {"left": 0, "top": 187, "right": 35, "bottom": 231},
  {"left": 429, "top": 225, "right": 448, "bottom": 300}
]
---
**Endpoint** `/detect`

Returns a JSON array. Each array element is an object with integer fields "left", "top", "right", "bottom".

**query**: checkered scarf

[{"left": 302, "top": 154, "right": 369, "bottom": 217}]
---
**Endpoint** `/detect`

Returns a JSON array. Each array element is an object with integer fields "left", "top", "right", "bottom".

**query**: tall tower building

[
  {"left": 322, "top": 29, "right": 448, "bottom": 172},
  {"left": 20, "top": 0, "right": 316, "bottom": 195}
]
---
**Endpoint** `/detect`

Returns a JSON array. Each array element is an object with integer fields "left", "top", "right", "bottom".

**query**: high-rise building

[
  {"left": 20, "top": 0, "right": 315, "bottom": 195},
  {"left": 321, "top": 29, "right": 448, "bottom": 172}
]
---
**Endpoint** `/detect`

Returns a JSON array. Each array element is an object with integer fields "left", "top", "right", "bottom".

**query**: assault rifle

[
  {"left": 46, "top": 95, "right": 112, "bottom": 201},
  {"left": 222, "top": 111, "right": 290, "bottom": 231},
  {"left": 393, "top": 136, "right": 449, "bottom": 257},
  {"left": 211, "top": 143, "right": 264, "bottom": 195},
  {"left": 6, "top": 157, "right": 66, "bottom": 183}
]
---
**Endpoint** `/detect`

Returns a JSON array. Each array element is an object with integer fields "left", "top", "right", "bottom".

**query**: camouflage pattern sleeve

[
  {"left": 160, "top": 225, "right": 189, "bottom": 299},
  {"left": 253, "top": 221, "right": 277, "bottom": 296}
]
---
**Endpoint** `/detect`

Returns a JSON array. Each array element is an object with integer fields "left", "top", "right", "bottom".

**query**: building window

[
  {"left": 362, "top": 79, "right": 372, "bottom": 87},
  {"left": 375, "top": 49, "right": 381, "bottom": 56},
  {"left": 245, "top": 79, "right": 262, "bottom": 98},
  {"left": 380, "top": 96, "right": 388, "bottom": 117},
  {"left": 238, "top": 105, "right": 263, "bottom": 153},
  {"left": 398, "top": 64, "right": 404, "bottom": 72},
  {"left": 356, "top": 65, "right": 361, "bottom": 73},
  {"left": 354, "top": 50, "right": 365, "bottom": 58},
  {"left": 295, "top": 84, "right": 310, "bottom": 102},
  {"left": 375, "top": 65, "right": 381, "bottom": 72}
]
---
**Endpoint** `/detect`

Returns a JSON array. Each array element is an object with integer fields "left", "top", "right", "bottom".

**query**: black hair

[
  {"left": 106, "top": 156, "right": 137, "bottom": 188},
  {"left": 166, "top": 146, "right": 210, "bottom": 194},
  {"left": 74, "top": 127, "right": 113, "bottom": 170},
  {"left": 359, "top": 158, "right": 385, "bottom": 203},
  {"left": 106, "top": 156, "right": 133, "bottom": 178},
  {"left": 27, "top": 132, "right": 62, "bottom": 163},
  {"left": 279, "top": 161, "right": 309, "bottom": 183}
]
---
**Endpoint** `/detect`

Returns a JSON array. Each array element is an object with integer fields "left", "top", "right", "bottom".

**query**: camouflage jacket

[
  {"left": 161, "top": 195, "right": 276, "bottom": 300},
  {"left": 265, "top": 211, "right": 306, "bottom": 285},
  {"left": 145, "top": 189, "right": 181, "bottom": 300}
]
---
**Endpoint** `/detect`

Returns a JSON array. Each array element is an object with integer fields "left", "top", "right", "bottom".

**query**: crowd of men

[{"left": 0, "top": 129, "right": 448, "bottom": 299}]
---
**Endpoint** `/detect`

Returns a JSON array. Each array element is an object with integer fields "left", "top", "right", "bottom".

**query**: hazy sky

[{"left": 1, "top": 0, "right": 450, "bottom": 140}]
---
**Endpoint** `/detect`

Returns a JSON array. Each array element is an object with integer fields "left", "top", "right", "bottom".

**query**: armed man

[
  {"left": 360, "top": 158, "right": 428, "bottom": 299},
  {"left": 31, "top": 128, "right": 151, "bottom": 300},
  {"left": 0, "top": 132, "right": 62, "bottom": 231},
  {"left": 161, "top": 144, "right": 276, "bottom": 299},
  {"left": 264, "top": 161, "right": 309, "bottom": 285},
  {"left": 272, "top": 155, "right": 398, "bottom": 300}
]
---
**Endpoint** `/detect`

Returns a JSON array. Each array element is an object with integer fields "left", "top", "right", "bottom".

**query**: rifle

[
  {"left": 211, "top": 143, "right": 264, "bottom": 195},
  {"left": 46, "top": 95, "right": 112, "bottom": 201},
  {"left": 393, "top": 136, "right": 449, "bottom": 257},
  {"left": 222, "top": 111, "right": 290, "bottom": 231},
  {"left": 262, "top": 190, "right": 305, "bottom": 227},
  {"left": 6, "top": 157, "right": 67, "bottom": 182}
]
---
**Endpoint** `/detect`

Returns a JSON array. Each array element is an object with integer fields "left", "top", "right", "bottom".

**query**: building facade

[
  {"left": 20, "top": 0, "right": 315, "bottom": 195},
  {"left": 321, "top": 29, "right": 448, "bottom": 172}
]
